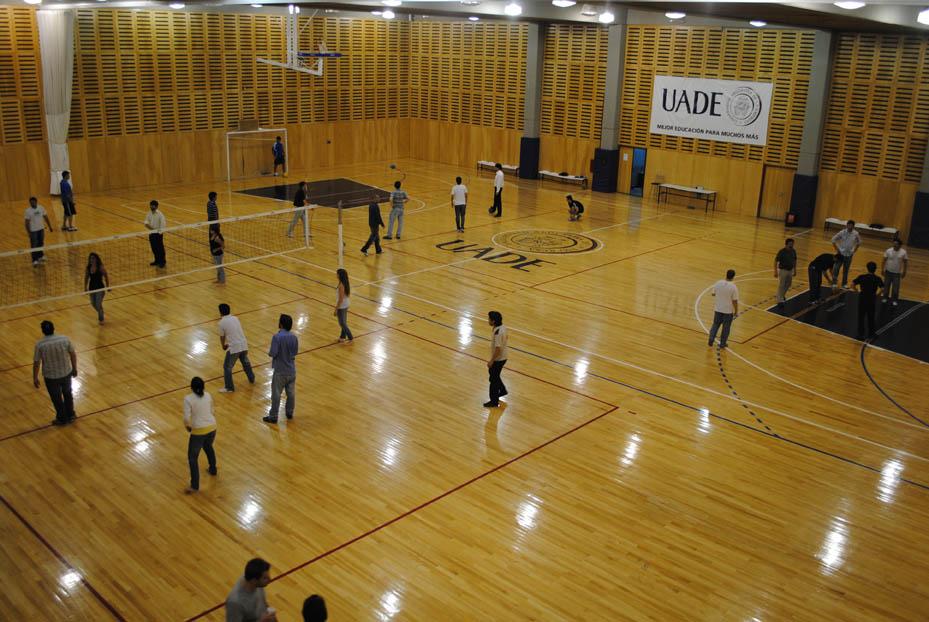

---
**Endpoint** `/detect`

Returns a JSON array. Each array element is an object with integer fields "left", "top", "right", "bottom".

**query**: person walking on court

[
  {"left": 210, "top": 224, "right": 226, "bottom": 284},
  {"left": 489, "top": 163, "right": 504, "bottom": 217},
  {"left": 774, "top": 238, "right": 797, "bottom": 308},
  {"left": 218, "top": 304, "right": 255, "bottom": 393},
  {"left": 144, "top": 199, "right": 167, "bottom": 268},
  {"left": 451, "top": 176, "right": 468, "bottom": 232},
  {"left": 385, "top": 180, "right": 408, "bottom": 240},
  {"left": 484, "top": 310, "right": 509, "bottom": 408},
  {"left": 831, "top": 219, "right": 860, "bottom": 288},
  {"left": 808, "top": 252, "right": 837, "bottom": 303},
  {"left": 60, "top": 170, "right": 77, "bottom": 232},
  {"left": 225, "top": 558, "right": 277, "bottom": 622},
  {"left": 707, "top": 269, "right": 739, "bottom": 349},
  {"left": 33, "top": 320, "right": 77, "bottom": 426},
  {"left": 272, "top": 136, "right": 285, "bottom": 177},
  {"left": 263, "top": 314, "right": 298, "bottom": 424},
  {"left": 25, "top": 196, "right": 53, "bottom": 267},
  {"left": 566, "top": 194, "right": 584, "bottom": 221},
  {"left": 183, "top": 376, "right": 217, "bottom": 493},
  {"left": 361, "top": 196, "right": 384, "bottom": 255},
  {"left": 207, "top": 191, "right": 219, "bottom": 222},
  {"left": 334, "top": 269, "right": 353, "bottom": 342},
  {"left": 853, "top": 261, "right": 884, "bottom": 340},
  {"left": 84, "top": 252, "right": 109, "bottom": 324},
  {"left": 881, "top": 238, "right": 908, "bottom": 305},
  {"left": 287, "top": 181, "right": 308, "bottom": 238}
]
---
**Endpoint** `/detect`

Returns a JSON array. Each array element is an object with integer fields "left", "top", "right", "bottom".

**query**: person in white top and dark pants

[
  {"left": 218, "top": 303, "right": 256, "bottom": 392},
  {"left": 144, "top": 199, "right": 167, "bottom": 268},
  {"left": 451, "top": 177, "right": 468, "bottom": 232},
  {"left": 25, "top": 197, "right": 53, "bottom": 266},
  {"left": 881, "top": 238, "right": 908, "bottom": 305},
  {"left": 334, "top": 269, "right": 353, "bottom": 342},
  {"left": 484, "top": 310, "right": 509, "bottom": 407},
  {"left": 183, "top": 376, "right": 217, "bottom": 493},
  {"left": 489, "top": 163, "right": 504, "bottom": 218},
  {"left": 708, "top": 269, "right": 739, "bottom": 349}
]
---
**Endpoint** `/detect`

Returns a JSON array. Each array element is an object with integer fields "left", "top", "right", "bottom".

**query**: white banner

[{"left": 649, "top": 75, "right": 773, "bottom": 146}]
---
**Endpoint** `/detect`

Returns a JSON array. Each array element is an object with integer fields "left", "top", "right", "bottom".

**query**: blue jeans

[
  {"left": 268, "top": 372, "right": 295, "bottom": 420},
  {"left": 223, "top": 350, "right": 255, "bottom": 390},
  {"left": 187, "top": 430, "right": 216, "bottom": 490},
  {"left": 387, "top": 208, "right": 404, "bottom": 237},
  {"left": 833, "top": 254, "right": 853, "bottom": 286},
  {"left": 708, "top": 312, "right": 733, "bottom": 347}
]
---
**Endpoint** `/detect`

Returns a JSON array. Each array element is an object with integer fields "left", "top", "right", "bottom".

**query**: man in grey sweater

[{"left": 225, "top": 558, "right": 276, "bottom": 622}]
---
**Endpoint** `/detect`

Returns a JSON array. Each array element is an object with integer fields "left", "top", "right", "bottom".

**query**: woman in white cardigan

[{"left": 183, "top": 376, "right": 217, "bottom": 493}]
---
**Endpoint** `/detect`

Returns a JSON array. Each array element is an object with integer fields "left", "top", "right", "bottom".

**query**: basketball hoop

[{"left": 256, "top": 14, "right": 343, "bottom": 76}]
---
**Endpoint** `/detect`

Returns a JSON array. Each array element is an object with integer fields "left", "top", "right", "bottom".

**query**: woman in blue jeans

[{"left": 183, "top": 376, "right": 217, "bottom": 493}]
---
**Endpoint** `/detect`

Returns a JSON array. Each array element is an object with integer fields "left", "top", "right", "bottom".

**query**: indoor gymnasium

[{"left": 2, "top": 0, "right": 929, "bottom": 620}]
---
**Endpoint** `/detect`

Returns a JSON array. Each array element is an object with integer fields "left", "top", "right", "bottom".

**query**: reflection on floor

[
  {"left": 767, "top": 290, "right": 929, "bottom": 363},
  {"left": 236, "top": 177, "right": 391, "bottom": 208}
]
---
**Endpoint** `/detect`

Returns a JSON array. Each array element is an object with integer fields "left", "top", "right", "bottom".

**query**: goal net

[
  {"left": 226, "top": 128, "right": 288, "bottom": 182},
  {"left": 0, "top": 204, "right": 316, "bottom": 310}
]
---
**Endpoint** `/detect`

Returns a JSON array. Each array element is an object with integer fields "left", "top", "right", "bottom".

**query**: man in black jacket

[
  {"left": 808, "top": 252, "right": 837, "bottom": 303},
  {"left": 361, "top": 196, "right": 385, "bottom": 255}
]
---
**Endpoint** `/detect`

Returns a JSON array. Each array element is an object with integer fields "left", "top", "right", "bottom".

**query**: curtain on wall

[{"left": 37, "top": 10, "right": 74, "bottom": 195}]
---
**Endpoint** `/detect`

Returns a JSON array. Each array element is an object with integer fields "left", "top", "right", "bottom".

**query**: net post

[
  {"left": 304, "top": 204, "right": 311, "bottom": 248},
  {"left": 225, "top": 133, "right": 231, "bottom": 183},
  {"left": 337, "top": 200, "right": 344, "bottom": 268}
]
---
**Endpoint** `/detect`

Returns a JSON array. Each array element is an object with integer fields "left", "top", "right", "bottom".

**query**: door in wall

[
  {"left": 630, "top": 148, "right": 647, "bottom": 197},
  {"left": 618, "top": 147, "right": 634, "bottom": 194},
  {"left": 758, "top": 166, "right": 795, "bottom": 220}
]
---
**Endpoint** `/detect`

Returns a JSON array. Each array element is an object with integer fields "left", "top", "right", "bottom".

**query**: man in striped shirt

[
  {"left": 33, "top": 320, "right": 78, "bottom": 426},
  {"left": 207, "top": 191, "right": 219, "bottom": 222}
]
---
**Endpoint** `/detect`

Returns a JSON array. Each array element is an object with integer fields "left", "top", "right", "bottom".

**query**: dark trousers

[
  {"left": 454, "top": 204, "right": 466, "bottom": 229},
  {"left": 858, "top": 300, "right": 877, "bottom": 338},
  {"left": 337, "top": 308, "right": 353, "bottom": 340},
  {"left": 488, "top": 359, "right": 507, "bottom": 403},
  {"left": 361, "top": 225, "right": 382, "bottom": 253},
  {"left": 491, "top": 189, "right": 502, "bottom": 216},
  {"left": 808, "top": 266, "right": 823, "bottom": 302},
  {"left": 833, "top": 254, "right": 853, "bottom": 287},
  {"left": 708, "top": 311, "right": 734, "bottom": 347},
  {"left": 29, "top": 229, "right": 45, "bottom": 262},
  {"left": 45, "top": 374, "right": 75, "bottom": 423},
  {"left": 223, "top": 350, "right": 255, "bottom": 391},
  {"left": 148, "top": 232, "right": 166, "bottom": 266},
  {"left": 187, "top": 430, "right": 216, "bottom": 490}
]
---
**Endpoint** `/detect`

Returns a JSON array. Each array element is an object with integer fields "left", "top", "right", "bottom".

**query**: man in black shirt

[
  {"left": 774, "top": 238, "right": 797, "bottom": 308},
  {"left": 566, "top": 195, "right": 585, "bottom": 221},
  {"left": 808, "top": 252, "right": 837, "bottom": 303},
  {"left": 361, "top": 196, "right": 385, "bottom": 256},
  {"left": 853, "top": 261, "right": 884, "bottom": 339},
  {"left": 287, "top": 181, "right": 309, "bottom": 238}
]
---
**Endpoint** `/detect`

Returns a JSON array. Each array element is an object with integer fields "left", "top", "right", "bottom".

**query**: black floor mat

[{"left": 236, "top": 178, "right": 390, "bottom": 208}]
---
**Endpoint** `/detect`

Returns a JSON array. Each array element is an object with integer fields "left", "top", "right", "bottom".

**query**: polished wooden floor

[{"left": 2, "top": 159, "right": 929, "bottom": 620}]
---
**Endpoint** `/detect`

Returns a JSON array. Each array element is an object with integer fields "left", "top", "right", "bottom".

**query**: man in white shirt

[
  {"left": 707, "top": 269, "right": 739, "bottom": 349},
  {"left": 144, "top": 199, "right": 167, "bottom": 268},
  {"left": 451, "top": 176, "right": 468, "bottom": 232},
  {"left": 489, "top": 163, "right": 504, "bottom": 218},
  {"left": 831, "top": 219, "right": 861, "bottom": 288},
  {"left": 881, "top": 238, "right": 908, "bottom": 305},
  {"left": 218, "top": 303, "right": 256, "bottom": 392},
  {"left": 484, "top": 310, "right": 509, "bottom": 407},
  {"left": 24, "top": 196, "right": 53, "bottom": 267}
]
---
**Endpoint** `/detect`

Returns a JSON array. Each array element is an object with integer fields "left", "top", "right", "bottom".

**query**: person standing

[
  {"left": 881, "top": 238, "right": 908, "bottom": 305},
  {"left": 144, "top": 200, "right": 167, "bottom": 268},
  {"left": 218, "top": 303, "right": 255, "bottom": 393},
  {"left": 183, "top": 376, "right": 217, "bottom": 493},
  {"left": 60, "top": 171, "right": 77, "bottom": 232},
  {"left": 84, "top": 252, "right": 109, "bottom": 324},
  {"left": 287, "top": 181, "right": 308, "bottom": 238},
  {"left": 384, "top": 180, "right": 408, "bottom": 240},
  {"left": 566, "top": 194, "right": 584, "bottom": 221},
  {"left": 210, "top": 225, "right": 226, "bottom": 284},
  {"left": 272, "top": 136, "right": 285, "bottom": 177},
  {"left": 484, "top": 310, "right": 508, "bottom": 408},
  {"left": 451, "top": 176, "right": 468, "bottom": 232},
  {"left": 207, "top": 191, "right": 219, "bottom": 222},
  {"left": 774, "top": 238, "right": 797, "bottom": 308},
  {"left": 33, "top": 320, "right": 77, "bottom": 426},
  {"left": 263, "top": 314, "right": 298, "bottom": 424},
  {"left": 808, "top": 252, "right": 837, "bottom": 303},
  {"left": 360, "top": 196, "right": 384, "bottom": 255},
  {"left": 25, "top": 196, "right": 53, "bottom": 267},
  {"left": 831, "top": 220, "right": 861, "bottom": 288},
  {"left": 707, "top": 269, "right": 739, "bottom": 349},
  {"left": 225, "top": 558, "right": 277, "bottom": 622},
  {"left": 489, "top": 163, "right": 504, "bottom": 218},
  {"left": 334, "top": 268, "right": 353, "bottom": 343},
  {"left": 853, "top": 261, "right": 885, "bottom": 339}
]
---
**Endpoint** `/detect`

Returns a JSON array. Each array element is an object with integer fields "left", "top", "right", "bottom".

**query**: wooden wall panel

[
  {"left": 539, "top": 135, "right": 597, "bottom": 175},
  {"left": 407, "top": 119, "right": 521, "bottom": 169},
  {"left": 0, "top": 7, "right": 44, "bottom": 146},
  {"left": 815, "top": 171, "right": 918, "bottom": 237},
  {"left": 540, "top": 24, "right": 607, "bottom": 141}
]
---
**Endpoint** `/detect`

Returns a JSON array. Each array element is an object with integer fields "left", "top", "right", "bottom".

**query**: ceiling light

[
  {"left": 504, "top": 1, "right": 522, "bottom": 16},
  {"left": 169, "top": 2, "right": 184, "bottom": 8},
  {"left": 371, "top": 10, "right": 382, "bottom": 15},
  {"left": 288, "top": 4, "right": 294, "bottom": 14},
  {"left": 251, "top": 3, "right": 262, "bottom": 6},
  {"left": 919, "top": 8, "right": 929, "bottom": 24},
  {"left": 749, "top": 20, "right": 766, "bottom": 27},
  {"left": 665, "top": 11, "right": 685, "bottom": 19},
  {"left": 468, "top": 15, "right": 479, "bottom": 21},
  {"left": 382, "top": 8, "right": 395, "bottom": 18},
  {"left": 460, "top": 0, "right": 480, "bottom": 5},
  {"left": 382, "top": 0, "right": 401, "bottom": 6},
  {"left": 552, "top": 0, "right": 576, "bottom": 7},
  {"left": 598, "top": 10, "right": 614, "bottom": 23},
  {"left": 24, "top": 0, "right": 42, "bottom": 4},
  {"left": 580, "top": 4, "right": 596, "bottom": 15},
  {"left": 834, "top": 1, "right": 865, "bottom": 9}
]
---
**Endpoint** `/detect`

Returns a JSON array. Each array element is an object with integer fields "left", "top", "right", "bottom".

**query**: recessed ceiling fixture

[
  {"left": 665, "top": 11, "right": 686, "bottom": 19},
  {"left": 833, "top": 1, "right": 865, "bottom": 9},
  {"left": 552, "top": 0, "right": 576, "bottom": 7},
  {"left": 371, "top": 10, "right": 382, "bottom": 15},
  {"left": 598, "top": 10, "right": 614, "bottom": 24},
  {"left": 382, "top": 0, "right": 401, "bottom": 6},
  {"left": 504, "top": 1, "right": 522, "bottom": 16},
  {"left": 251, "top": 3, "right": 262, "bottom": 7},
  {"left": 469, "top": 15, "right": 479, "bottom": 21},
  {"left": 919, "top": 8, "right": 929, "bottom": 24},
  {"left": 460, "top": 0, "right": 480, "bottom": 5},
  {"left": 580, "top": 4, "right": 597, "bottom": 16},
  {"left": 749, "top": 20, "right": 766, "bottom": 27},
  {"left": 382, "top": 8, "right": 395, "bottom": 19},
  {"left": 169, "top": 2, "right": 185, "bottom": 8},
  {"left": 24, "top": 0, "right": 42, "bottom": 5}
]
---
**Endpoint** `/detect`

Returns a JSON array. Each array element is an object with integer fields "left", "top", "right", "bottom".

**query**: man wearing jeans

[
  {"left": 881, "top": 238, "right": 908, "bottom": 305},
  {"left": 24, "top": 197, "right": 53, "bottom": 267},
  {"left": 831, "top": 220, "right": 860, "bottom": 288},
  {"left": 484, "top": 310, "right": 508, "bottom": 408},
  {"left": 33, "top": 320, "right": 77, "bottom": 426},
  {"left": 707, "top": 269, "right": 739, "bottom": 349},
  {"left": 774, "top": 238, "right": 797, "bottom": 308},
  {"left": 263, "top": 314, "right": 298, "bottom": 424},
  {"left": 218, "top": 304, "right": 255, "bottom": 393},
  {"left": 384, "top": 180, "right": 408, "bottom": 240}
]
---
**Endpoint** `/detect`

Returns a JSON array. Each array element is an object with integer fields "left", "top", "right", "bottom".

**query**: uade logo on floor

[
  {"left": 434, "top": 240, "right": 554, "bottom": 272},
  {"left": 435, "top": 230, "right": 600, "bottom": 271}
]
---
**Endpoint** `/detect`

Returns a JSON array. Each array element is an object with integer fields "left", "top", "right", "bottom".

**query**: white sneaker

[
  {"left": 218, "top": 388, "right": 234, "bottom": 393},
  {"left": 892, "top": 301, "right": 898, "bottom": 306},
  {"left": 32, "top": 260, "right": 39, "bottom": 267}
]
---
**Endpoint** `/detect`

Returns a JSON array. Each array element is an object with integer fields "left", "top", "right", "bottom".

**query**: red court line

[
  {"left": 183, "top": 403, "right": 620, "bottom": 621},
  {"left": 0, "top": 495, "right": 126, "bottom": 621}
]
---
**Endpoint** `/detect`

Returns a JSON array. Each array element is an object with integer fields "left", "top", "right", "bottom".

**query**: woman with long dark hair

[
  {"left": 334, "top": 268, "right": 353, "bottom": 342},
  {"left": 183, "top": 376, "right": 217, "bottom": 493},
  {"left": 84, "top": 252, "right": 110, "bottom": 324}
]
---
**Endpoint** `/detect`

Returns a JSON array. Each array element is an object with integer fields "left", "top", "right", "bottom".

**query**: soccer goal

[{"left": 225, "top": 127, "right": 288, "bottom": 182}]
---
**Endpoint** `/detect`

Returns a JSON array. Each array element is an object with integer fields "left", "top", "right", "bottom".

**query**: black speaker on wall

[
  {"left": 518, "top": 137, "right": 540, "bottom": 180},
  {"left": 787, "top": 173, "right": 818, "bottom": 228},
  {"left": 909, "top": 191, "right": 929, "bottom": 249},
  {"left": 591, "top": 148, "right": 619, "bottom": 193}
]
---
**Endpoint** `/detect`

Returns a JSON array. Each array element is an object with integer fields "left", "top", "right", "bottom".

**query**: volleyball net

[{"left": 0, "top": 205, "right": 317, "bottom": 310}]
